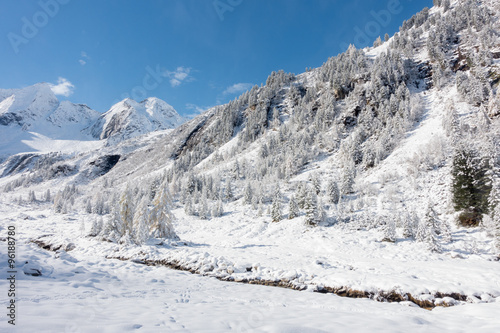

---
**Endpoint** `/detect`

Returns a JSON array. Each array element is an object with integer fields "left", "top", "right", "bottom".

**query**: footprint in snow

[{"left": 175, "top": 292, "right": 191, "bottom": 303}]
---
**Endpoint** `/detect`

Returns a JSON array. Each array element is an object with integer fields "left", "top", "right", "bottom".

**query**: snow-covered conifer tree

[
  {"left": 186, "top": 173, "right": 196, "bottom": 195},
  {"left": 101, "top": 207, "right": 123, "bottom": 242},
  {"left": 402, "top": 209, "right": 415, "bottom": 239},
  {"left": 296, "top": 182, "right": 307, "bottom": 209},
  {"left": 251, "top": 196, "right": 258, "bottom": 210},
  {"left": 119, "top": 184, "right": 134, "bottom": 234},
  {"left": 243, "top": 182, "right": 253, "bottom": 205},
  {"left": 340, "top": 161, "right": 355, "bottom": 196},
  {"left": 257, "top": 197, "right": 264, "bottom": 217},
  {"left": 382, "top": 218, "right": 396, "bottom": 243},
  {"left": 441, "top": 219, "right": 452, "bottom": 243},
  {"left": 28, "top": 190, "right": 36, "bottom": 203},
  {"left": 312, "top": 173, "right": 321, "bottom": 195},
  {"left": 133, "top": 197, "right": 150, "bottom": 244},
  {"left": 288, "top": 195, "right": 299, "bottom": 220},
  {"left": 271, "top": 186, "right": 282, "bottom": 222},
  {"left": 199, "top": 194, "right": 208, "bottom": 220},
  {"left": 232, "top": 159, "right": 240, "bottom": 179},
  {"left": 44, "top": 189, "right": 51, "bottom": 202},
  {"left": 443, "top": 99, "right": 458, "bottom": 138},
  {"left": 304, "top": 189, "right": 318, "bottom": 226},
  {"left": 415, "top": 219, "right": 427, "bottom": 243},
  {"left": 184, "top": 197, "right": 194, "bottom": 215},
  {"left": 149, "top": 181, "right": 177, "bottom": 239},
  {"left": 216, "top": 199, "right": 224, "bottom": 217},
  {"left": 327, "top": 179, "right": 340, "bottom": 204},
  {"left": 424, "top": 204, "right": 441, "bottom": 253},
  {"left": 53, "top": 191, "right": 63, "bottom": 213},
  {"left": 316, "top": 199, "right": 327, "bottom": 224},
  {"left": 225, "top": 178, "right": 234, "bottom": 202},
  {"left": 85, "top": 199, "right": 93, "bottom": 214},
  {"left": 89, "top": 217, "right": 103, "bottom": 237}
]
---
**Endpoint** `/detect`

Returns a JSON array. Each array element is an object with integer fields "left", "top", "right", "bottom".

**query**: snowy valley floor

[{"left": 1, "top": 200, "right": 500, "bottom": 332}]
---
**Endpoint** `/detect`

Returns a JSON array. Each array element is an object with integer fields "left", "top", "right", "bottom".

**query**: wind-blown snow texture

[{"left": 1, "top": 0, "right": 500, "bottom": 331}]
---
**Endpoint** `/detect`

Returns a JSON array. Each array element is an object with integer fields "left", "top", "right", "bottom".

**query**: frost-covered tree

[
  {"left": 53, "top": 191, "right": 64, "bottom": 213},
  {"left": 494, "top": 203, "right": 500, "bottom": 254},
  {"left": 442, "top": 0, "right": 450, "bottom": 12},
  {"left": 488, "top": 90, "right": 500, "bottom": 117},
  {"left": 340, "top": 161, "right": 355, "bottom": 196},
  {"left": 415, "top": 218, "right": 427, "bottom": 243},
  {"left": 271, "top": 186, "right": 282, "bottom": 222},
  {"left": 225, "top": 178, "right": 234, "bottom": 202},
  {"left": 85, "top": 199, "right": 93, "bottom": 214},
  {"left": 243, "top": 182, "right": 253, "bottom": 205},
  {"left": 304, "top": 189, "right": 318, "bottom": 226},
  {"left": 133, "top": 197, "right": 150, "bottom": 244},
  {"left": 232, "top": 159, "right": 240, "bottom": 179},
  {"left": 442, "top": 99, "right": 458, "bottom": 138},
  {"left": 257, "top": 197, "right": 264, "bottom": 217},
  {"left": 251, "top": 195, "right": 258, "bottom": 210},
  {"left": 327, "top": 179, "right": 340, "bottom": 204},
  {"left": 288, "top": 195, "right": 299, "bottom": 220},
  {"left": 312, "top": 173, "right": 321, "bottom": 195},
  {"left": 212, "top": 199, "right": 224, "bottom": 218},
  {"left": 382, "top": 218, "right": 396, "bottom": 243},
  {"left": 199, "top": 194, "right": 208, "bottom": 220},
  {"left": 44, "top": 189, "right": 51, "bottom": 202},
  {"left": 89, "top": 217, "right": 103, "bottom": 237},
  {"left": 184, "top": 197, "right": 194, "bottom": 215},
  {"left": 101, "top": 207, "right": 123, "bottom": 242},
  {"left": 149, "top": 181, "right": 177, "bottom": 239},
  {"left": 402, "top": 209, "right": 415, "bottom": 239},
  {"left": 441, "top": 219, "right": 452, "bottom": 243},
  {"left": 316, "top": 199, "right": 327, "bottom": 224},
  {"left": 119, "top": 184, "right": 134, "bottom": 234},
  {"left": 296, "top": 182, "right": 307, "bottom": 209},
  {"left": 424, "top": 204, "right": 441, "bottom": 253}
]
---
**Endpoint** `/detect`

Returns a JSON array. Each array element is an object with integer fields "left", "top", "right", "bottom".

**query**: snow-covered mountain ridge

[
  {"left": 0, "top": 84, "right": 186, "bottom": 157},
  {"left": 85, "top": 97, "right": 185, "bottom": 144}
]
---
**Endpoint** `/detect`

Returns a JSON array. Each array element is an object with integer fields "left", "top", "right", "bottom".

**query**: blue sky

[{"left": 0, "top": 0, "right": 432, "bottom": 117}]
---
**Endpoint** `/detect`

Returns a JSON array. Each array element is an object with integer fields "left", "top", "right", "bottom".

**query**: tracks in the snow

[{"left": 29, "top": 236, "right": 491, "bottom": 310}]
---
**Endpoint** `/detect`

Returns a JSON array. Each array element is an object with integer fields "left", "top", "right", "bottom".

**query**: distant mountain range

[{"left": 0, "top": 83, "right": 186, "bottom": 156}]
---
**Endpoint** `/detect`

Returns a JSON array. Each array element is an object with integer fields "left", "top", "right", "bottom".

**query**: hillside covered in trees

[{"left": 1, "top": 0, "right": 500, "bottom": 321}]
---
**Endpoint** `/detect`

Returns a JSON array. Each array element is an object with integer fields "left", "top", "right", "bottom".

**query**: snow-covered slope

[{"left": 86, "top": 97, "right": 185, "bottom": 144}]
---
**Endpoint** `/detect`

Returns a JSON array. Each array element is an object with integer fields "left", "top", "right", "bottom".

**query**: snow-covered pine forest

[{"left": 2, "top": 0, "right": 500, "bottom": 331}]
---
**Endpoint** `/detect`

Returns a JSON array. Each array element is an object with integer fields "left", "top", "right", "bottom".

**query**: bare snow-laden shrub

[
  {"left": 378, "top": 171, "right": 400, "bottom": 188},
  {"left": 381, "top": 218, "right": 397, "bottom": 243},
  {"left": 420, "top": 136, "right": 447, "bottom": 170},
  {"left": 384, "top": 185, "right": 400, "bottom": 204}
]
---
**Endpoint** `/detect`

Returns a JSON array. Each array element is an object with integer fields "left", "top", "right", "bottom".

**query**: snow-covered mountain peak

[
  {"left": 0, "top": 83, "right": 59, "bottom": 126},
  {"left": 86, "top": 97, "right": 186, "bottom": 143},
  {"left": 46, "top": 101, "right": 101, "bottom": 127}
]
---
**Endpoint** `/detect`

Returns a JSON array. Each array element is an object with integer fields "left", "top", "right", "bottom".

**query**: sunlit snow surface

[{"left": 1, "top": 201, "right": 499, "bottom": 332}]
